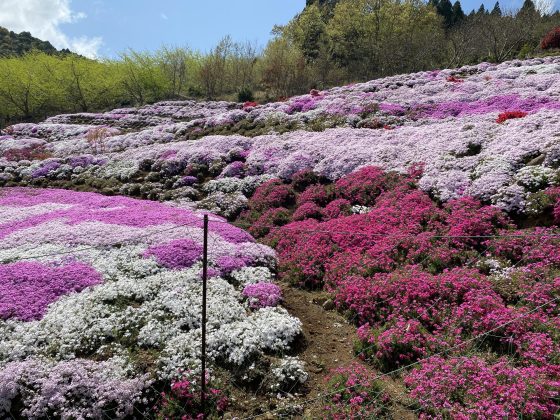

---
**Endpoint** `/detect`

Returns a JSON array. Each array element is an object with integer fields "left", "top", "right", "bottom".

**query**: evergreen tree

[
  {"left": 491, "top": 1, "right": 502, "bottom": 16},
  {"left": 452, "top": 1, "right": 466, "bottom": 24},
  {"left": 477, "top": 4, "right": 487, "bottom": 14},
  {"left": 519, "top": 0, "right": 537, "bottom": 13},
  {"left": 437, "top": 0, "right": 455, "bottom": 27},
  {"left": 518, "top": 0, "right": 539, "bottom": 18}
]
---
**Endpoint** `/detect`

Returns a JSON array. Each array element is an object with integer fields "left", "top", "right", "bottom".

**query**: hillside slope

[
  {"left": 0, "top": 26, "right": 66, "bottom": 56},
  {"left": 1, "top": 56, "right": 560, "bottom": 418},
  {"left": 1, "top": 56, "right": 559, "bottom": 215}
]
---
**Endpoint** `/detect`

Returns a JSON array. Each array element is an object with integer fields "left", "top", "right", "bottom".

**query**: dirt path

[
  {"left": 228, "top": 283, "right": 417, "bottom": 419},
  {"left": 280, "top": 284, "right": 418, "bottom": 419}
]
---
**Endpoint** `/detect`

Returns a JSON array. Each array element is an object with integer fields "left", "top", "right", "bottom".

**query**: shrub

[
  {"left": 323, "top": 199, "right": 352, "bottom": 220},
  {"left": 250, "top": 179, "right": 294, "bottom": 211},
  {"left": 322, "top": 363, "right": 391, "bottom": 419},
  {"left": 540, "top": 27, "right": 560, "bottom": 50},
  {"left": 297, "top": 184, "right": 331, "bottom": 206},
  {"left": 238, "top": 87, "right": 255, "bottom": 103},
  {"left": 292, "top": 202, "right": 323, "bottom": 221},
  {"left": 405, "top": 356, "right": 560, "bottom": 418},
  {"left": 334, "top": 166, "right": 397, "bottom": 205},
  {"left": 249, "top": 207, "right": 292, "bottom": 238},
  {"left": 291, "top": 169, "right": 320, "bottom": 191}
]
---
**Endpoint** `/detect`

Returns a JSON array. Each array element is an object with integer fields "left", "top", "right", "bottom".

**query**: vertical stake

[{"left": 201, "top": 214, "right": 208, "bottom": 418}]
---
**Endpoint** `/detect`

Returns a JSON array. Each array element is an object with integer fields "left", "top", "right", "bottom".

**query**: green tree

[
  {"left": 437, "top": 0, "right": 455, "bottom": 27},
  {"left": 452, "top": 1, "right": 466, "bottom": 24},
  {"left": 0, "top": 52, "right": 61, "bottom": 120},
  {"left": 491, "top": 2, "right": 503, "bottom": 16},
  {"left": 259, "top": 38, "right": 308, "bottom": 98},
  {"left": 285, "top": 4, "right": 327, "bottom": 61},
  {"left": 119, "top": 50, "right": 168, "bottom": 105}
]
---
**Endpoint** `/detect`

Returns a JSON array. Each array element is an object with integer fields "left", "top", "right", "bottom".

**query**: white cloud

[
  {"left": 160, "top": 12, "right": 169, "bottom": 20},
  {"left": 0, "top": 0, "right": 102, "bottom": 58}
]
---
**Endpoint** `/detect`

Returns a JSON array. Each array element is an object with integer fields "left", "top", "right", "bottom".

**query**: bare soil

[{"left": 228, "top": 283, "right": 418, "bottom": 419}]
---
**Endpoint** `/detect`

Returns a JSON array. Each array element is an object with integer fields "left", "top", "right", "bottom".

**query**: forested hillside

[{"left": 0, "top": 26, "right": 70, "bottom": 57}]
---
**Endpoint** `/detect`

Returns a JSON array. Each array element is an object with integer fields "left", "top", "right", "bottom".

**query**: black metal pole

[{"left": 201, "top": 214, "right": 208, "bottom": 418}]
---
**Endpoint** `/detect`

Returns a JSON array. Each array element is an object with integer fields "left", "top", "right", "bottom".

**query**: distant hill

[{"left": 0, "top": 26, "right": 72, "bottom": 57}]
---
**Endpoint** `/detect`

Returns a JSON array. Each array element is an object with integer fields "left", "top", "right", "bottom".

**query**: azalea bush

[
  {"left": 238, "top": 166, "right": 560, "bottom": 416},
  {"left": 541, "top": 27, "right": 560, "bottom": 50},
  {"left": 156, "top": 375, "right": 229, "bottom": 420},
  {"left": 404, "top": 356, "right": 560, "bottom": 418},
  {"left": 322, "top": 363, "right": 391, "bottom": 419}
]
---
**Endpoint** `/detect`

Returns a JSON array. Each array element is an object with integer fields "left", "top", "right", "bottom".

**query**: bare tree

[
  {"left": 158, "top": 46, "right": 190, "bottom": 98},
  {"left": 198, "top": 36, "right": 234, "bottom": 99}
]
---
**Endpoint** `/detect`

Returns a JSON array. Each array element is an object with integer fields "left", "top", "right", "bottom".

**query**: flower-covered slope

[
  {"left": 1, "top": 55, "right": 560, "bottom": 418},
  {"left": 0, "top": 188, "right": 302, "bottom": 418},
  {"left": 240, "top": 166, "right": 560, "bottom": 418},
  {"left": 1, "top": 56, "right": 560, "bottom": 215}
]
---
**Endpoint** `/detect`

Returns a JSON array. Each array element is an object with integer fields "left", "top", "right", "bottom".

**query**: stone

[
  {"left": 322, "top": 299, "right": 335, "bottom": 311},
  {"left": 527, "top": 154, "right": 545, "bottom": 166}
]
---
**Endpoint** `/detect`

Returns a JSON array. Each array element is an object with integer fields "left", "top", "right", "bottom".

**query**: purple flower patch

[
  {"left": 143, "top": 238, "right": 203, "bottom": 269},
  {"left": 242, "top": 282, "right": 282, "bottom": 309},
  {"left": 0, "top": 261, "right": 103, "bottom": 321}
]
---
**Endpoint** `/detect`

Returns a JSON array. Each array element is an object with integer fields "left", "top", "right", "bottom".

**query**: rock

[
  {"left": 309, "top": 365, "right": 324, "bottom": 373},
  {"left": 322, "top": 299, "right": 335, "bottom": 311},
  {"left": 527, "top": 154, "right": 545, "bottom": 166}
]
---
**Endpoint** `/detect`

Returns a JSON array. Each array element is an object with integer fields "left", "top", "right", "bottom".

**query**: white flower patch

[
  {"left": 270, "top": 356, "right": 308, "bottom": 393},
  {"left": 514, "top": 165, "right": 557, "bottom": 191},
  {"left": 231, "top": 266, "right": 275, "bottom": 286},
  {"left": 351, "top": 205, "right": 371, "bottom": 214}
]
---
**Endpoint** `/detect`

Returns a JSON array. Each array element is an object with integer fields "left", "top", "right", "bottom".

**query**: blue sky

[
  {"left": 61, "top": 1, "right": 307, "bottom": 57},
  {"left": 0, "top": 0, "right": 557, "bottom": 58}
]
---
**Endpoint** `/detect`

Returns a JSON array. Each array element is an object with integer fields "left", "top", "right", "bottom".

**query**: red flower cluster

[
  {"left": 243, "top": 101, "right": 258, "bottom": 109},
  {"left": 446, "top": 76, "right": 464, "bottom": 83},
  {"left": 496, "top": 110, "right": 528, "bottom": 123},
  {"left": 540, "top": 26, "right": 560, "bottom": 50}
]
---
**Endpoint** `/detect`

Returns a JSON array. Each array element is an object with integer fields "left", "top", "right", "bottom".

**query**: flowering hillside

[
  {"left": 1, "top": 55, "right": 560, "bottom": 418},
  {"left": 240, "top": 167, "right": 560, "bottom": 417},
  {"left": 1, "top": 56, "right": 560, "bottom": 216},
  {"left": 0, "top": 188, "right": 302, "bottom": 418}
]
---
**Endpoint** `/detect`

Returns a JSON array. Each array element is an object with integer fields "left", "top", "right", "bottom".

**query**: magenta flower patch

[
  {"left": 143, "top": 238, "right": 203, "bottom": 269},
  {"left": 0, "top": 261, "right": 103, "bottom": 321},
  {"left": 242, "top": 282, "right": 282, "bottom": 309}
]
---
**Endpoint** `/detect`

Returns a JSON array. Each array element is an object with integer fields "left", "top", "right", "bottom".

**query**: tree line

[{"left": 0, "top": 0, "right": 559, "bottom": 127}]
